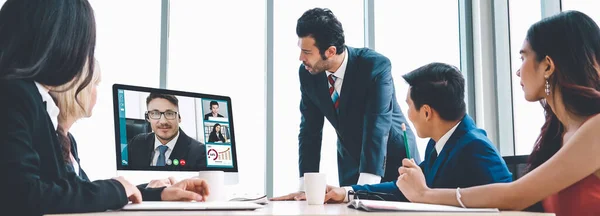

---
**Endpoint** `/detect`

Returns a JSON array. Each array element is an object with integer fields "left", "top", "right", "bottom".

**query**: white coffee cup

[
  {"left": 304, "top": 173, "right": 326, "bottom": 205},
  {"left": 198, "top": 171, "right": 225, "bottom": 202}
]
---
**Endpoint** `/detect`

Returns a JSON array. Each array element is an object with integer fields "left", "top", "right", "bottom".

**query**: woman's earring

[{"left": 545, "top": 79, "right": 550, "bottom": 96}]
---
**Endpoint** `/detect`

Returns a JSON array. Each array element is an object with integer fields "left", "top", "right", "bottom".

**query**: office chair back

[
  {"left": 502, "top": 155, "right": 529, "bottom": 181},
  {"left": 125, "top": 118, "right": 151, "bottom": 143},
  {"left": 504, "top": 155, "right": 548, "bottom": 212}
]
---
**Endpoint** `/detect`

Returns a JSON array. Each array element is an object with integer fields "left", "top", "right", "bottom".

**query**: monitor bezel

[{"left": 112, "top": 84, "right": 238, "bottom": 172}]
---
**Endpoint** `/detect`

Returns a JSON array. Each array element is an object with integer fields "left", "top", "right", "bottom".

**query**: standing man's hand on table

[
  {"left": 270, "top": 191, "right": 306, "bottom": 201},
  {"left": 271, "top": 185, "right": 345, "bottom": 203}
]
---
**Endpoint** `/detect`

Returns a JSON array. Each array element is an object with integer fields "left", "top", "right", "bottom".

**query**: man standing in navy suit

[
  {"left": 272, "top": 8, "right": 419, "bottom": 201},
  {"left": 321, "top": 63, "right": 512, "bottom": 203}
]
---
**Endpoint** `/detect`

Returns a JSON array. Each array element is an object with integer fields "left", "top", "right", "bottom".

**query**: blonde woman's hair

[{"left": 50, "top": 59, "right": 101, "bottom": 123}]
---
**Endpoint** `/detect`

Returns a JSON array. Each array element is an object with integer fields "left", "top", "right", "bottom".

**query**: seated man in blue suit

[{"left": 323, "top": 62, "right": 512, "bottom": 203}]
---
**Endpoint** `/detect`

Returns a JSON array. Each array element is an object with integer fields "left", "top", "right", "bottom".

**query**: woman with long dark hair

[
  {"left": 0, "top": 0, "right": 208, "bottom": 215},
  {"left": 208, "top": 123, "right": 227, "bottom": 143},
  {"left": 394, "top": 11, "right": 600, "bottom": 216}
]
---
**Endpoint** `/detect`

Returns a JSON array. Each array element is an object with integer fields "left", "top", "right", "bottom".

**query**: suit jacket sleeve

[
  {"left": 359, "top": 56, "right": 394, "bottom": 177},
  {"left": 136, "top": 184, "right": 166, "bottom": 201},
  {"left": 349, "top": 161, "right": 427, "bottom": 202},
  {"left": 0, "top": 88, "right": 128, "bottom": 215},
  {"left": 350, "top": 181, "right": 407, "bottom": 201},
  {"left": 298, "top": 73, "right": 325, "bottom": 177}
]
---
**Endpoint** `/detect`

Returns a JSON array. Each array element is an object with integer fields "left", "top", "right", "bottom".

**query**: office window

[
  {"left": 509, "top": 0, "right": 544, "bottom": 155},
  {"left": 374, "top": 0, "right": 460, "bottom": 161},
  {"left": 273, "top": 0, "right": 364, "bottom": 195},
  {"left": 168, "top": 0, "right": 266, "bottom": 194},
  {"left": 69, "top": 0, "right": 162, "bottom": 180},
  {"left": 562, "top": 0, "right": 600, "bottom": 23}
]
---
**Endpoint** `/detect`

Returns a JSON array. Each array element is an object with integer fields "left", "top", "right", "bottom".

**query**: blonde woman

[
  {"left": 50, "top": 59, "right": 101, "bottom": 176},
  {"left": 50, "top": 60, "right": 209, "bottom": 203}
]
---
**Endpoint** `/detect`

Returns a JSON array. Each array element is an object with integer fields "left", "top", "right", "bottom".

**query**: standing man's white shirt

[
  {"left": 35, "top": 82, "right": 80, "bottom": 175},
  {"left": 299, "top": 48, "right": 381, "bottom": 191},
  {"left": 325, "top": 48, "right": 348, "bottom": 95},
  {"left": 151, "top": 132, "right": 179, "bottom": 166}
]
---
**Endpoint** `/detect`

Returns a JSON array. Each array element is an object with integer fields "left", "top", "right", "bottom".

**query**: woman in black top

[
  {"left": 0, "top": 0, "right": 208, "bottom": 215},
  {"left": 208, "top": 123, "right": 227, "bottom": 142}
]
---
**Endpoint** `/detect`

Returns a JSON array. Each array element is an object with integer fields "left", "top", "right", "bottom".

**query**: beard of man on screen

[{"left": 127, "top": 93, "right": 207, "bottom": 170}]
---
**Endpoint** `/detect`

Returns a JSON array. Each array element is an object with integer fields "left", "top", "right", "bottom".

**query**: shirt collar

[
  {"left": 154, "top": 130, "right": 180, "bottom": 152},
  {"left": 35, "top": 82, "right": 59, "bottom": 131},
  {"left": 435, "top": 121, "right": 461, "bottom": 154},
  {"left": 326, "top": 47, "right": 348, "bottom": 79}
]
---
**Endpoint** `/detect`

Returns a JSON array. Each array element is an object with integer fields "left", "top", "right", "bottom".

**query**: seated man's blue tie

[{"left": 156, "top": 145, "right": 168, "bottom": 166}]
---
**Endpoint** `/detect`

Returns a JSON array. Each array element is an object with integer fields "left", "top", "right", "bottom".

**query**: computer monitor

[{"left": 112, "top": 84, "right": 239, "bottom": 185}]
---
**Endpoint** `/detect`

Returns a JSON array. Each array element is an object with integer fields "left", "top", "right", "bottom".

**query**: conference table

[{"left": 47, "top": 201, "right": 555, "bottom": 216}]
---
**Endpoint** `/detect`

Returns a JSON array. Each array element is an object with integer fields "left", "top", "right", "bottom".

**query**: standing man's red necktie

[{"left": 328, "top": 74, "right": 339, "bottom": 110}]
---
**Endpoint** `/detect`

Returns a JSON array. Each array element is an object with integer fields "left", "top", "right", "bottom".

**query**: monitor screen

[{"left": 113, "top": 84, "right": 238, "bottom": 172}]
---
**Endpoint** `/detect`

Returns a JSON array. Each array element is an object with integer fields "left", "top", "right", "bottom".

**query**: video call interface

[{"left": 117, "top": 89, "right": 234, "bottom": 170}]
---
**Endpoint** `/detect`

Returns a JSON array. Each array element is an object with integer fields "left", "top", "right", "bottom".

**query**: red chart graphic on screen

[
  {"left": 206, "top": 145, "right": 233, "bottom": 167},
  {"left": 208, "top": 149, "right": 219, "bottom": 160}
]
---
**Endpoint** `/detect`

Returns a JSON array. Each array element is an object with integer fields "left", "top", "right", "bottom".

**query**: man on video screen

[
  {"left": 127, "top": 93, "right": 206, "bottom": 169},
  {"left": 204, "top": 101, "right": 224, "bottom": 120}
]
